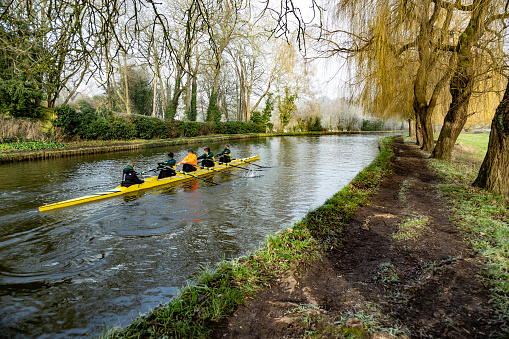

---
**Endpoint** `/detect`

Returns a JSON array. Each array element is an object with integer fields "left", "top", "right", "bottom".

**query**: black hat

[
  {"left": 168, "top": 152, "right": 174, "bottom": 158},
  {"left": 188, "top": 148, "right": 194, "bottom": 153}
]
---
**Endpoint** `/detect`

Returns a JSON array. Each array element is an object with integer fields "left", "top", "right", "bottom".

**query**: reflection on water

[{"left": 0, "top": 134, "right": 383, "bottom": 338}]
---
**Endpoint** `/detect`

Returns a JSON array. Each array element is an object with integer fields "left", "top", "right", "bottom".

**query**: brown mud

[{"left": 212, "top": 137, "right": 505, "bottom": 338}]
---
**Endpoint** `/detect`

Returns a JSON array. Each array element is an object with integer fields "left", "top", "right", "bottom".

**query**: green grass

[
  {"left": 428, "top": 138, "right": 509, "bottom": 328},
  {"left": 392, "top": 215, "right": 430, "bottom": 241},
  {"left": 455, "top": 132, "right": 490, "bottom": 157},
  {"left": 0, "top": 140, "right": 66, "bottom": 150},
  {"left": 100, "top": 138, "right": 395, "bottom": 339}
]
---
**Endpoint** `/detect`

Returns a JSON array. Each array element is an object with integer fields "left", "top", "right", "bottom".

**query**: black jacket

[{"left": 121, "top": 166, "right": 144, "bottom": 187}]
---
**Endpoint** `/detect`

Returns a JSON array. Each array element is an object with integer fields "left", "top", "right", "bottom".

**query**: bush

[
  {"left": 53, "top": 104, "right": 269, "bottom": 141},
  {"left": 130, "top": 115, "right": 155, "bottom": 139},
  {"left": 152, "top": 118, "right": 170, "bottom": 138},
  {"left": 361, "top": 119, "right": 385, "bottom": 131},
  {"left": 307, "top": 117, "right": 323, "bottom": 131},
  {"left": 212, "top": 122, "right": 226, "bottom": 134},
  {"left": 109, "top": 118, "right": 136, "bottom": 140},
  {"left": 178, "top": 122, "right": 201, "bottom": 137},
  {"left": 53, "top": 105, "right": 81, "bottom": 136},
  {"left": 0, "top": 78, "right": 44, "bottom": 119},
  {"left": 213, "top": 121, "right": 264, "bottom": 134}
]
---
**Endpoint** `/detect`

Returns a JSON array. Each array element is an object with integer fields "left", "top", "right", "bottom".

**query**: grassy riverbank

[
  {"left": 100, "top": 139, "right": 395, "bottom": 338},
  {"left": 0, "top": 130, "right": 402, "bottom": 164},
  {"left": 427, "top": 133, "right": 509, "bottom": 326}
]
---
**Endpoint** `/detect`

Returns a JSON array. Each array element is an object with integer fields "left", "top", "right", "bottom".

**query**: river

[{"left": 0, "top": 134, "right": 383, "bottom": 338}]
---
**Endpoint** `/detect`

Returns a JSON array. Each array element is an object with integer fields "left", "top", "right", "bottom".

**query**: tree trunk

[
  {"left": 473, "top": 83, "right": 509, "bottom": 197},
  {"left": 152, "top": 73, "right": 158, "bottom": 117},
  {"left": 409, "top": 119, "right": 416, "bottom": 138},
  {"left": 185, "top": 60, "right": 192, "bottom": 116},
  {"left": 432, "top": 61, "right": 473, "bottom": 160},
  {"left": 432, "top": 0, "right": 488, "bottom": 161},
  {"left": 190, "top": 78, "right": 197, "bottom": 121},
  {"left": 416, "top": 105, "right": 434, "bottom": 152},
  {"left": 123, "top": 52, "right": 131, "bottom": 115},
  {"left": 415, "top": 112, "right": 423, "bottom": 147},
  {"left": 167, "top": 67, "right": 184, "bottom": 120}
]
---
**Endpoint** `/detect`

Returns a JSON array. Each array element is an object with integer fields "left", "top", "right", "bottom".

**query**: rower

[
  {"left": 197, "top": 147, "right": 215, "bottom": 167},
  {"left": 121, "top": 161, "right": 144, "bottom": 187},
  {"left": 157, "top": 152, "right": 177, "bottom": 179},
  {"left": 177, "top": 148, "right": 198, "bottom": 172},
  {"left": 217, "top": 144, "right": 231, "bottom": 163}
]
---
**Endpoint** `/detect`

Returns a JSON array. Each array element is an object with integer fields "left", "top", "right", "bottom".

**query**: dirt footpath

[{"left": 212, "top": 137, "right": 504, "bottom": 338}]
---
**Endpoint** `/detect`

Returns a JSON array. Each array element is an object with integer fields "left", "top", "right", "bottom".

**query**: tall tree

[
  {"left": 473, "top": 79, "right": 509, "bottom": 197},
  {"left": 432, "top": 0, "right": 500, "bottom": 160}
]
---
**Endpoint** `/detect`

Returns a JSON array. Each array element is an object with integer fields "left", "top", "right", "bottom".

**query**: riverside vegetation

[{"left": 101, "top": 133, "right": 508, "bottom": 338}]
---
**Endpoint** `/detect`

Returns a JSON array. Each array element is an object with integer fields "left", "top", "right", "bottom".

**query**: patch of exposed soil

[{"left": 212, "top": 137, "right": 504, "bottom": 338}]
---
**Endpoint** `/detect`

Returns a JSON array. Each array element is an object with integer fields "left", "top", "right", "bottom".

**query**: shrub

[
  {"left": 130, "top": 115, "right": 155, "bottom": 139},
  {"left": 200, "top": 122, "right": 215, "bottom": 135},
  {"left": 152, "top": 118, "right": 170, "bottom": 138},
  {"left": 178, "top": 122, "right": 201, "bottom": 137},
  {"left": 0, "top": 78, "right": 44, "bottom": 119},
  {"left": 213, "top": 122, "right": 226, "bottom": 134},
  {"left": 110, "top": 118, "right": 136, "bottom": 140},
  {"left": 361, "top": 119, "right": 385, "bottom": 131},
  {"left": 53, "top": 105, "right": 81, "bottom": 136},
  {"left": 307, "top": 117, "right": 323, "bottom": 131}
]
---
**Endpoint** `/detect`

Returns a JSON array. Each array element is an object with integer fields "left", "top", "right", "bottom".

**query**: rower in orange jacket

[{"left": 177, "top": 148, "right": 198, "bottom": 172}]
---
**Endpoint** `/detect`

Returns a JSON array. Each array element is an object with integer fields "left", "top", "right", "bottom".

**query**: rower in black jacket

[
  {"left": 197, "top": 147, "right": 215, "bottom": 167},
  {"left": 158, "top": 152, "right": 177, "bottom": 179},
  {"left": 217, "top": 144, "right": 231, "bottom": 163},
  {"left": 121, "top": 162, "right": 144, "bottom": 187}
]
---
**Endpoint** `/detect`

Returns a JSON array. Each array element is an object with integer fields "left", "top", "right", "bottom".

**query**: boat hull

[{"left": 39, "top": 155, "right": 260, "bottom": 211}]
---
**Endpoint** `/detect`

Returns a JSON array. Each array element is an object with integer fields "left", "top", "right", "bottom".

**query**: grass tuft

[{"left": 392, "top": 215, "right": 431, "bottom": 241}]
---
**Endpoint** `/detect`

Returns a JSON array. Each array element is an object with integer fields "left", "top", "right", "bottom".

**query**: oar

[
  {"left": 177, "top": 170, "right": 219, "bottom": 185},
  {"left": 202, "top": 166, "right": 244, "bottom": 177},
  {"left": 217, "top": 162, "right": 253, "bottom": 171},
  {"left": 221, "top": 162, "right": 264, "bottom": 171},
  {"left": 234, "top": 158, "right": 271, "bottom": 168},
  {"left": 140, "top": 167, "right": 160, "bottom": 175}
]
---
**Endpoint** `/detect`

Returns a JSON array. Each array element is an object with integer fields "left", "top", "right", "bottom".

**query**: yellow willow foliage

[
  {"left": 432, "top": 72, "right": 506, "bottom": 129},
  {"left": 326, "top": 0, "right": 506, "bottom": 127},
  {"left": 328, "top": 0, "right": 425, "bottom": 120}
]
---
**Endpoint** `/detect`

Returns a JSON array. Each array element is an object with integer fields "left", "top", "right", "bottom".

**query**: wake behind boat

[{"left": 39, "top": 155, "right": 261, "bottom": 211}]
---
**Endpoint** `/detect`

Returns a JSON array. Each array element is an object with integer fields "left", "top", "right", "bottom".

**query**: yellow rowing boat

[{"left": 39, "top": 155, "right": 260, "bottom": 211}]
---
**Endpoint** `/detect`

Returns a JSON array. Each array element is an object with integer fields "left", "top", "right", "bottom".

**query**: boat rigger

[{"left": 39, "top": 155, "right": 261, "bottom": 212}]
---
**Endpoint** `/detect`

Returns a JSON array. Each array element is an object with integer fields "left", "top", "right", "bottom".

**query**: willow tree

[
  {"left": 473, "top": 78, "right": 509, "bottom": 197},
  {"left": 432, "top": 0, "right": 507, "bottom": 160},
  {"left": 319, "top": 0, "right": 454, "bottom": 151}
]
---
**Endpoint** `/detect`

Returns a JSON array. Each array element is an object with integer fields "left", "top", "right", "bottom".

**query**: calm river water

[{"left": 0, "top": 134, "right": 383, "bottom": 338}]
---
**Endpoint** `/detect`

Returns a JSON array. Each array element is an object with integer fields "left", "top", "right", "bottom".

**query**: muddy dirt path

[{"left": 212, "top": 137, "right": 504, "bottom": 338}]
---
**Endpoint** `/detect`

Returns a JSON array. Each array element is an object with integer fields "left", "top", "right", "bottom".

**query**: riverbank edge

[
  {"left": 100, "top": 137, "right": 395, "bottom": 338},
  {"left": 0, "top": 130, "right": 402, "bottom": 165}
]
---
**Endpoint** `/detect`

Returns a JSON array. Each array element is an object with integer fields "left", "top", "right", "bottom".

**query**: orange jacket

[{"left": 177, "top": 153, "right": 197, "bottom": 167}]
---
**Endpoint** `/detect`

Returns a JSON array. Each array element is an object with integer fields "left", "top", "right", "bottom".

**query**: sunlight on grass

[
  {"left": 428, "top": 143, "right": 509, "bottom": 325},
  {"left": 392, "top": 215, "right": 430, "bottom": 241},
  {"left": 455, "top": 132, "right": 489, "bottom": 158}
]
